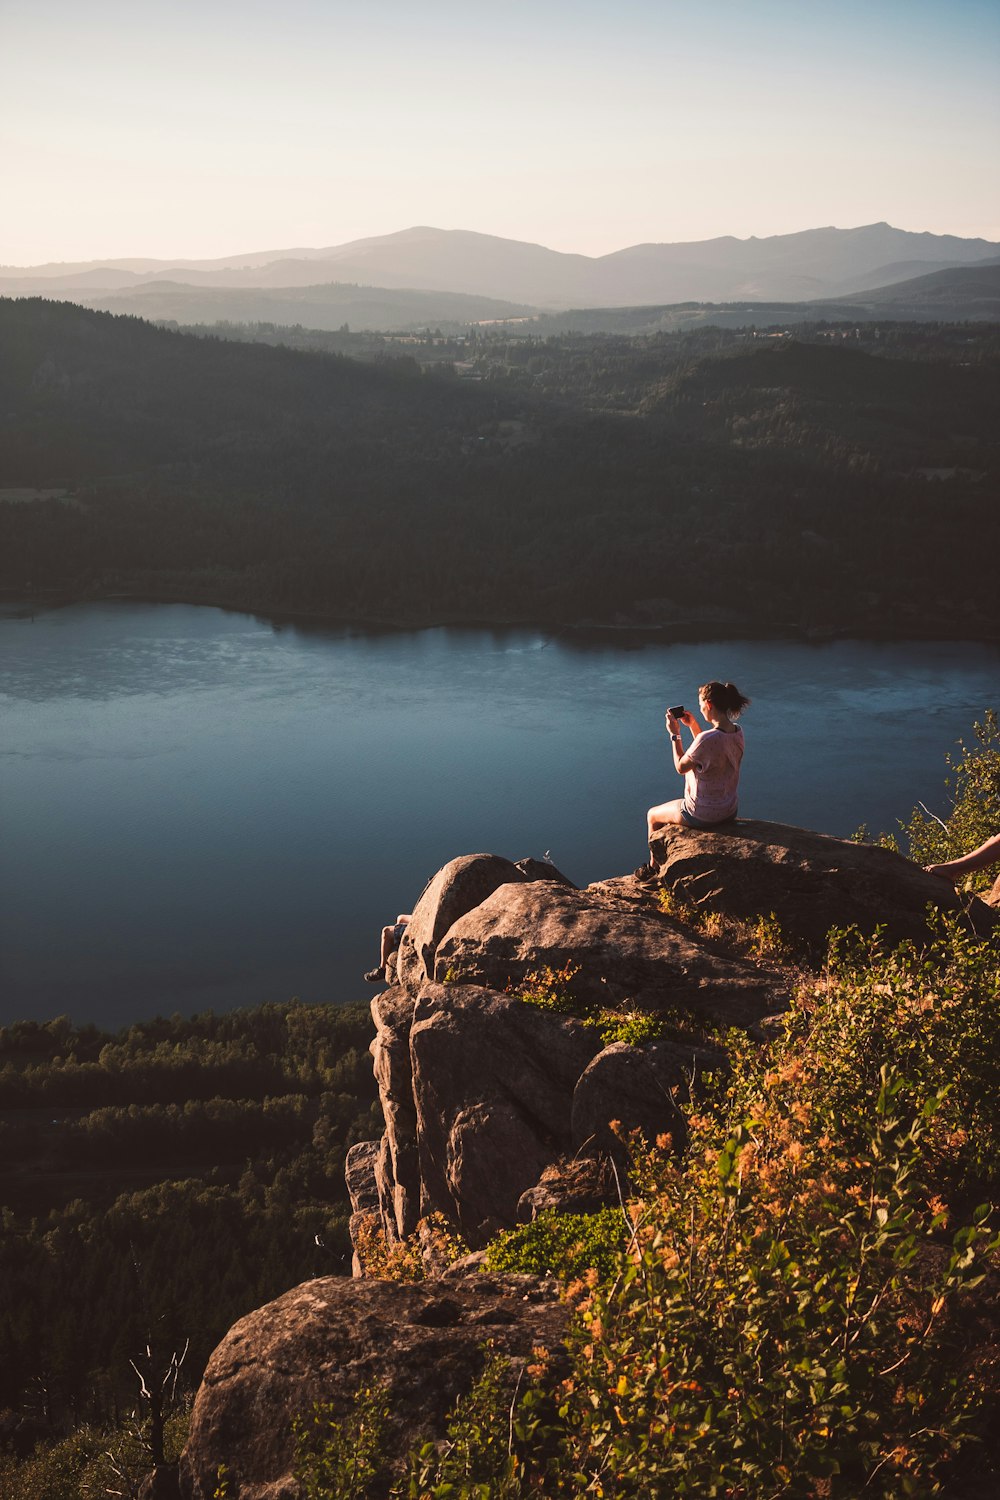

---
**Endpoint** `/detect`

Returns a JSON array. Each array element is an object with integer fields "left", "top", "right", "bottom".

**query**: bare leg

[
  {"left": 647, "top": 798, "right": 686, "bottom": 841},
  {"left": 378, "top": 925, "right": 396, "bottom": 967}
]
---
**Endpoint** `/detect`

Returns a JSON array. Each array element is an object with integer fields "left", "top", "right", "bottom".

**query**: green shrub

[
  {"left": 0, "top": 1410, "right": 189, "bottom": 1500},
  {"left": 763, "top": 917, "right": 1000, "bottom": 1197},
  {"left": 294, "top": 1385, "right": 391, "bottom": 1500},
  {"left": 293, "top": 1355, "right": 531, "bottom": 1500},
  {"left": 484, "top": 1207, "right": 627, "bottom": 1283},
  {"left": 517, "top": 966, "right": 677, "bottom": 1048},
  {"left": 541, "top": 1076, "right": 995, "bottom": 1497},
  {"left": 399, "top": 1351, "right": 525, "bottom": 1499}
]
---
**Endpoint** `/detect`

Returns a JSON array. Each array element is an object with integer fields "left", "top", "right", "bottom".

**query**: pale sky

[{"left": 2, "top": 0, "right": 998, "bottom": 266}]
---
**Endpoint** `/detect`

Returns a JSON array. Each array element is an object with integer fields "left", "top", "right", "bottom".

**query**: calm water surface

[{"left": 2, "top": 602, "right": 997, "bottom": 1028}]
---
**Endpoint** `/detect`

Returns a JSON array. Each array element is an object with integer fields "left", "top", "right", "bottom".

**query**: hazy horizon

[{"left": 3, "top": 0, "right": 998, "bottom": 267}]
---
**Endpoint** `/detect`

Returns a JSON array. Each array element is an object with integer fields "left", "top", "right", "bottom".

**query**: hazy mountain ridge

[
  {"left": 3, "top": 223, "right": 996, "bottom": 308},
  {"left": 2, "top": 298, "right": 998, "bottom": 641}
]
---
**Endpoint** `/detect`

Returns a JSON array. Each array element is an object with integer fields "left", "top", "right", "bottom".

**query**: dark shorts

[{"left": 680, "top": 807, "right": 738, "bottom": 830}]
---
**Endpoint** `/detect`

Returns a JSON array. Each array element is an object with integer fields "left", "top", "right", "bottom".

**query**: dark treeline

[
  {"left": 1, "top": 299, "right": 998, "bottom": 637},
  {"left": 0, "top": 1000, "right": 379, "bottom": 1445}
]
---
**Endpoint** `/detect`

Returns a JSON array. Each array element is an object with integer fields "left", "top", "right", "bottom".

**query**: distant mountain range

[{"left": 2, "top": 223, "right": 998, "bottom": 318}]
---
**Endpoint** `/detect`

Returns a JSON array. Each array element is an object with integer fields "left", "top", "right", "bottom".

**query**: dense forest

[
  {"left": 1, "top": 299, "right": 998, "bottom": 638},
  {"left": 0, "top": 1000, "right": 378, "bottom": 1456}
]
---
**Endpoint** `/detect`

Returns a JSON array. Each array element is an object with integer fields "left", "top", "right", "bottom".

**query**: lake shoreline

[{"left": 3, "top": 582, "right": 998, "bottom": 647}]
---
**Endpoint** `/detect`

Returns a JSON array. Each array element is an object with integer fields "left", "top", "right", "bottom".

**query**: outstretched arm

[{"left": 925, "top": 833, "right": 1000, "bottom": 882}]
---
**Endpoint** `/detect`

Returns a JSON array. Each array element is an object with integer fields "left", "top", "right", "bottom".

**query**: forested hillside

[
  {"left": 0, "top": 1001, "right": 378, "bottom": 1446},
  {"left": 1, "top": 299, "right": 998, "bottom": 637}
]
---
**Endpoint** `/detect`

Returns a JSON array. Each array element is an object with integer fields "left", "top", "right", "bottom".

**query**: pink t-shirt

[{"left": 683, "top": 726, "right": 744, "bottom": 822}]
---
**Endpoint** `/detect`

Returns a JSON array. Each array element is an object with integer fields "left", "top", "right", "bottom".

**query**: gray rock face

[
  {"left": 345, "top": 1140, "right": 384, "bottom": 1277},
  {"left": 138, "top": 1467, "right": 180, "bottom": 1500},
  {"left": 344, "top": 1141, "right": 380, "bottom": 1214},
  {"left": 370, "top": 988, "right": 421, "bottom": 1241},
  {"left": 648, "top": 819, "right": 999, "bottom": 951},
  {"left": 409, "top": 983, "right": 602, "bottom": 1245},
  {"left": 434, "top": 880, "right": 782, "bottom": 1027},
  {"left": 177, "top": 1273, "right": 567, "bottom": 1500}
]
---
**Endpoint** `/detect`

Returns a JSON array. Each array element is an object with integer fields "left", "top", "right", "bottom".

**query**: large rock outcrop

[
  {"left": 175, "top": 825, "right": 993, "bottom": 1499},
  {"left": 365, "top": 860, "right": 785, "bottom": 1250},
  {"left": 356, "top": 825, "right": 996, "bottom": 1261},
  {"left": 649, "top": 818, "right": 998, "bottom": 951},
  {"left": 178, "top": 1273, "right": 566, "bottom": 1500}
]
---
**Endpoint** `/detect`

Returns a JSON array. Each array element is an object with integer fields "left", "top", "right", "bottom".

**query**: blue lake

[{"left": 1, "top": 601, "right": 997, "bottom": 1029}]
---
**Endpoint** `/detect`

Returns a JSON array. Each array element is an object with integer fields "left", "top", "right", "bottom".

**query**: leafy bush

[
  {"left": 0, "top": 1410, "right": 188, "bottom": 1500},
  {"left": 545, "top": 1076, "right": 995, "bottom": 1497},
  {"left": 353, "top": 1213, "right": 469, "bottom": 1282},
  {"left": 484, "top": 1208, "right": 627, "bottom": 1283},
  {"left": 399, "top": 1352, "right": 526, "bottom": 1499},
  {"left": 765, "top": 917, "right": 1000, "bottom": 1197},
  {"left": 293, "top": 1354, "right": 531, "bottom": 1500}
]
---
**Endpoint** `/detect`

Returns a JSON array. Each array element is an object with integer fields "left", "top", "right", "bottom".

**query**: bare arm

[
  {"left": 665, "top": 712, "right": 698, "bottom": 775},
  {"left": 925, "top": 833, "right": 1000, "bottom": 881}
]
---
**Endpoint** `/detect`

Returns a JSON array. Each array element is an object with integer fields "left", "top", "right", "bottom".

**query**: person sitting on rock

[
  {"left": 925, "top": 833, "right": 1000, "bottom": 885},
  {"left": 365, "top": 914, "right": 412, "bottom": 984},
  {"left": 641, "top": 681, "right": 751, "bottom": 868}
]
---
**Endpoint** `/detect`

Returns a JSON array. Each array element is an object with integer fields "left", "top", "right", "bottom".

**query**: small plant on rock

[
  {"left": 516, "top": 963, "right": 585, "bottom": 1016},
  {"left": 294, "top": 1385, "right": 391, "bottom": 1500}
]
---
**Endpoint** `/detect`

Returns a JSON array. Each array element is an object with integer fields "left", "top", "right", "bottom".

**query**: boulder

[
  {"left": 177, "top": 1273, "right": 567, "bottom": 1500},
  {"left": 517, "top": 1154, "right": 620, "bottom": 1222},
  {"left": 648, "top": 819, "right": 999, "bottom": 952},
  {"left": 395, "top": 853, "right": 526, "bottom": 995},
  {"left": 408, "top": 983, "right": 603, "bottom": 1244},
  {"left": 433, "top": 881, "right": 784, "bottom": 1028},
  {"left": 571, "top": 1041, "right": 703, "bottom": 1165},
  {"left": 344, "top": 1140, "right": 380, "bottom": 1215},
  {"left": 395, "top": 852, "right": 576, "bottom": 996}
]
